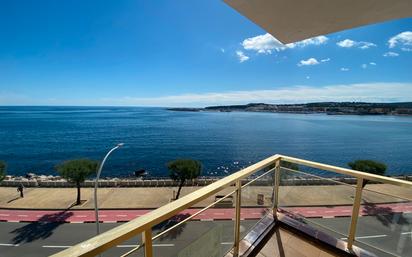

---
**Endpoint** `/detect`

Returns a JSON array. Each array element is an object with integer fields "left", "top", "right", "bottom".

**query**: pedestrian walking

[{"left": 17, "top": 184, "right": 24, "bottom": 198}]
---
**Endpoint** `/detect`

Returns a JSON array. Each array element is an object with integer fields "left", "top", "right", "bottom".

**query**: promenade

[
  {"left": 0, "top": 184, "right": 411, "bottom": 223},
  {"left": 1, "top": 184, "right": 411, "bottom": 210}
]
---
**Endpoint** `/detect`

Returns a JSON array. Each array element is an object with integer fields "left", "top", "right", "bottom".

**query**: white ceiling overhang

[{"left": 224, "top": 0, "right": 412, "bottom": 43}]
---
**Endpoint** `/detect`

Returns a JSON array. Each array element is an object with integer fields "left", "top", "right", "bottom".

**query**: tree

[
  {"left": 348, "top": 160, "right": 387, "bottom": 188},
  {"left": 55, "top": 159, "right": 99, "bottom": 205},
  {"left": 167, "top": 159, "right": 202, "bottom": 200},
  {"left": 0, "top": 160, "right": 6, "bottom": 183}
]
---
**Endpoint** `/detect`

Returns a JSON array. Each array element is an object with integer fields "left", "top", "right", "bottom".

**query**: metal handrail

[
  {"left": 282, "top": 166, "right": 412, "bottom": 203},
  {"left": 51, "top": 154, "right": 412, "bottom": 257},
  {"left": 279, "top": 155, "right": 412, "bottom": 188},
  {"left": 280, "top": 166, "right": 356, "bottom": 187},
  {"left": 120, "top": 189, "right": 237, "bottom": 257},
  {"left": 51, "top": 154, "right": 279, "bottom": 257}
]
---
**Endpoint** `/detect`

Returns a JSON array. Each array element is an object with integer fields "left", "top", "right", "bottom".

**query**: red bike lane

[{"left": 0, "top": 202, "right": 410, "bottom": 223}]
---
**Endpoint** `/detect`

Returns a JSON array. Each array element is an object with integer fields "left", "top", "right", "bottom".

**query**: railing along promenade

[{"left": 52, "top": 154, "right": 412, "bottom": 257}]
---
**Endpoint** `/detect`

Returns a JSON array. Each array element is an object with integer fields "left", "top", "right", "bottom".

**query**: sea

[{"left": 0, "top": 106, "right": 411, "bottom": 177}]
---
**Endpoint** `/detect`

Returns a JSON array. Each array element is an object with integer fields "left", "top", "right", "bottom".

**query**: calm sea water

[{"left": 0, "top": 106, "right": 411, "bottom": 177}]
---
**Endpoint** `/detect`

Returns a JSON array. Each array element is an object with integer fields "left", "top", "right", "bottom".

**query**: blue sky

[{"left": 0, "top": 0, "right": 411, "bottom": 106}]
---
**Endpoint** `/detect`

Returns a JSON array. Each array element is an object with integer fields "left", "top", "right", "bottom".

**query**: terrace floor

[{"left": 256, "top": 226, "right": 347, "bottom": 257}]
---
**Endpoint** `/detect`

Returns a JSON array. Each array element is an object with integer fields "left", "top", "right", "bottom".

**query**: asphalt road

[
  {"left": 0, "top": 220, "right": 255, "bottom": 257},
  {"left": 308, "top": 213, "right": 412, "bottom": 257},
  {"left": 1, "top": 214, "right": 411, "bottom": 257}
]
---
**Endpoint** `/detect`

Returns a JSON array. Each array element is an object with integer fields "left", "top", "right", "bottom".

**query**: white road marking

[
  {"left": 42, "top": 245, "right": 71, "bottom": 248},
  {"left": 356, "top": 234, "right": 387, "bottom": 239},
  {"left": 117, "top": 244, "right": 174, "bottom": 248},
  {"left": 75, "top": 215, "right": 87, "bottom": 218},
  {"left": 0, "top": 214, "right": 10, "bottom": 217},
  {"left": 221, "top": 242, "right": 233, "bottom": 245},
  {"left": 17, "top": 215, "right": 28, "bottom": 217},
  {"left": 325, "top": 211, "right": 336, "bottom": 213},
  {"left": 99, "top": 215, "right": 107, "bottom": 217},
  {"left": 116, "top": 214, "right": 127, "bottom": 217},
  {"left": 401, "top": 232, "right": 412, "bottom": 235},
  {"left": 0, "top": 243, "right": 20, "bottom": 247},
  {"left": 341, "top": 234, "right": 387, "bottom": 240},
  {"left": 214, "top": 213, "right": 225, "bottom": 215}
]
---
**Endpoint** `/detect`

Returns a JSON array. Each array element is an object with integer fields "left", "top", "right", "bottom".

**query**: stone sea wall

[{"left": 1, "top": 174, "right": 411, "bottom": 188}]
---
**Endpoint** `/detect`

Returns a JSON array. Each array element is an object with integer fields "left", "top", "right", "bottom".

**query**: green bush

[{"left": 348, "top": 160, "right": 387, "bottom": 188}]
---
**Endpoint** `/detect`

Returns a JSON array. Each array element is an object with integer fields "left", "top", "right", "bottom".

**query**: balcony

[{"left": 51, "top": 155, "right": 412, "bottom": 257}]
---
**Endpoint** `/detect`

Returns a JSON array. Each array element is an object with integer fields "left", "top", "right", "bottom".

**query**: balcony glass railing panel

[
  {"left": 116, "top": 238, "right": 145, "bottom": 257},
  {"left": 278, "top": 165, "right": 355, "bottom": 240},
  {"left": 152, "top": 191, "right": 236, "bottom": 257},
  {"left": 240, "top": 168, "right": 275, "bottom": 239},
  {"left": 353, "top": 186, "right": 412, "bottom": 257}
]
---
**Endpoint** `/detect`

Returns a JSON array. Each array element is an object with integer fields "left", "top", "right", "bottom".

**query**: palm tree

[
  {"left": 56, "top": 159, "right": 99, "bottom": 205},
  {"left": 167, "top": 159, "right": 202, "bottom": 200}
]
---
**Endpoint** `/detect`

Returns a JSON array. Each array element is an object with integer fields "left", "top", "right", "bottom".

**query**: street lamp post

[{"left": 94, "top": 143, "right": 124, "bottom": 235}]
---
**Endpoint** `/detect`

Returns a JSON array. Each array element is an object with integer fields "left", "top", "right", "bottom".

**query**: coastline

[{"left": 167, "top": 102, "right": 412, "bottom": 116}]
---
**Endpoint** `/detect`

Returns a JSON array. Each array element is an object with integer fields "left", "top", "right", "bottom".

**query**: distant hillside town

[{"left": 168, "top": 102, "right": 412, "bottom": 115}]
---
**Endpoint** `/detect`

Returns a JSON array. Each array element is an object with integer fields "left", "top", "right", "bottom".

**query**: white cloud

[
  {"left": 306, "top": 76, "right": 310, "bottom": 79},
  {"left": 241, "top": 33, "right": 328, "bottom": 54},
  {"left": 236, "top": 51, "right": 249, "bottom": 63},
  {"left": 220, "top": 48, "right": 225, "bottom": 53},
  {"left": 337, "top": 39, "right": 376, "bottom": 49},
  {"left": 242, "top": 33, "right": 286, "bottom": 54},
  {"left": 340, "top": 68, "right": 349, "bottom": 72},
  {"left": 4, "top": 83, "right": 412, "bottom": 107},
  {"left": 388, "top": 31, "right": 412, "bottom": 48},
  {"left": 298, "top": 58, "right": 319, "bottom": 66},
  {"left": 337, "top": 39, "right": 355, "bottom": 48},
  {"left": 288, "top": 36, "right": 329, "bottom": 48},
  {"left": 358, "top": 42, "right": 377, "bottom": 49},
  {"left": 383, "top": 51, "right": 399, "bottom": 57},
  {"left": 401, "top": 47, "right": 412, "bottom": 52},
  {"left": 320, "top": 58, "right": 330, "bottom": 63},
  {"left": 361, "top": 64, "right": 368, "bottom": 69},
  {"left": 369, "top": 62, "right": 377, "bottom": 66}
]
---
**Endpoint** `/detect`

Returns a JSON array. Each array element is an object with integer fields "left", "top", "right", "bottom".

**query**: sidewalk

[
  {"left": 0, "top": 183, "right": 411, "bottom": 223},
  {"left": 1, "top": 184, "right": 410, "bottom": 210}
]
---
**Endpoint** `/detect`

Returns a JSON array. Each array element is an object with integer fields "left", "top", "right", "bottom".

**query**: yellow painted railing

[{"left": 51, "top": 154, "right": 412, "bottom": 257}]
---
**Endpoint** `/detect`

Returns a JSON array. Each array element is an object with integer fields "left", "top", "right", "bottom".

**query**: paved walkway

[
  {"left": 1, "top": 202, "right": 411, "bottom": 223},
  {"left": 1, "top": 184, "right": 411, "bottom": 210},
  {"left": 0, "top": 184, "right": 411, "bottom": 223}
]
